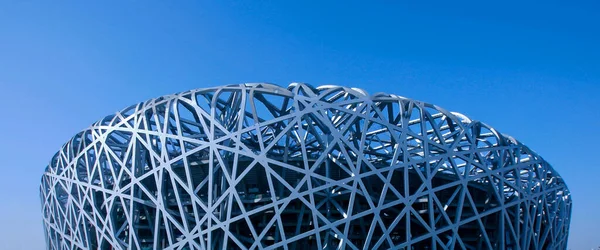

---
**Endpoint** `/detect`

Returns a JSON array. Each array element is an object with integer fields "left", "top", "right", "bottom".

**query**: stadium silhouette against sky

[{"left": 40, "top": 83, "right": 571, "bottom": 249}]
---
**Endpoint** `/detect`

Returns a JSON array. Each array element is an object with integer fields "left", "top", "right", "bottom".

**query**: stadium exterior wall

[{"left": 40, "top": 83, "right": 572, "bottom": 250}]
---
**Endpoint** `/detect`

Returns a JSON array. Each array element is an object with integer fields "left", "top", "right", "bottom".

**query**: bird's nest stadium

[{"left": 40, "top": 83, "right": 571, "bottom": 250}]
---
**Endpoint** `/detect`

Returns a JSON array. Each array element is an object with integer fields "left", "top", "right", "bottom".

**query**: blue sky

[{"left": 0, "top": 1, "right": 598, "bottom": 249}]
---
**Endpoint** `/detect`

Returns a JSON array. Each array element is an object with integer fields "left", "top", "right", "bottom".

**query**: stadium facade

[{"left": 40, "top": 83, "right": 572, "bottom": 250}]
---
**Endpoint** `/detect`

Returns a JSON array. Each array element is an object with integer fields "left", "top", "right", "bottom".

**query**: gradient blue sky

[{"left": 1, "top": 1, "right": 598, "bottom": 249}]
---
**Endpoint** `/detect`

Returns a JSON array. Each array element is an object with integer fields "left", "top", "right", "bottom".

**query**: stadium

[{"left": 40, "top": 83, "right": 572, "bottom": 249}]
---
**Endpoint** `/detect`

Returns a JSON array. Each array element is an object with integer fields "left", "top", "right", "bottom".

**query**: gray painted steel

[{"left": 40, "top": 83, "right": 572, "bottom": 249}]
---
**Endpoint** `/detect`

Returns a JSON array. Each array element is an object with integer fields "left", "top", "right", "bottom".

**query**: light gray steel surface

[{"left": 40, "top": 83, "right": 571, "bottom": 249}]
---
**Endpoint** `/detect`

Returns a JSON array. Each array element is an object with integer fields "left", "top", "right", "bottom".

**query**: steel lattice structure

[{"left": 40, "top": 83, "right": 572, "bottom": 250}]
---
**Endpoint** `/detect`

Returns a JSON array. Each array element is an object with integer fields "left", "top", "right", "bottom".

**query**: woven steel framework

[{"left": 40, "top": 83, "right": 571, "bottom": 250}]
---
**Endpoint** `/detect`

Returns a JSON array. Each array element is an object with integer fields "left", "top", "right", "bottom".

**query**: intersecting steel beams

[{"left": 40, "top": 83, "right": 572, "bottom": 250}]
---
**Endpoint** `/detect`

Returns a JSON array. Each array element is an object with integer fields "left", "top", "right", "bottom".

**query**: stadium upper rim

[{"left": 42, "top": 82, "right": 567, "bottom": 189}]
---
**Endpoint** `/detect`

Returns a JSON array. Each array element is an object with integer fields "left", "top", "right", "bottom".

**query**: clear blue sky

[{"left": 0, "top": 1, "right": 598, "bottom": 249}]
